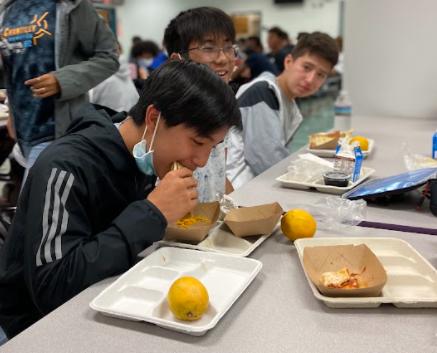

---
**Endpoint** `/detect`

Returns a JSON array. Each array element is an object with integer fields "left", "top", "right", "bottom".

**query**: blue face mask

[{"left": 133, "top": 112, "right": 161, "bottom": 175}]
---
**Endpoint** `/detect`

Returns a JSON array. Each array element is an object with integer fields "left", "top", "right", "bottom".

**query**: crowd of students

[{"left": 0, "top": 2, "right": 339, "bottom": 343}]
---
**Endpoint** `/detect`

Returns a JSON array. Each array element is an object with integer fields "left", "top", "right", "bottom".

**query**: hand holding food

[{"left": 147, "top": 166, "right": 198, "bottom": 224}]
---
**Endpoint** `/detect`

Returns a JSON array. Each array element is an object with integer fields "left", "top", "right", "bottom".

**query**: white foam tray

[
  {"left": 158, "top": 221, "right": 280, "bottom": 257},
  {"left": 276, "top": 167, "right": 375, "bottom": 195},
  {"left": 306, "top": 139, "right": 375, "bottom": 158},
  {"left": 294, "top": 237, "right": 437, "bottom": 308},
  {"left": 90, "top": 247, "right": 262, "bottom": 335}
]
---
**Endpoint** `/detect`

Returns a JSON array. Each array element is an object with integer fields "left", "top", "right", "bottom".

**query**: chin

[{"left": 298, "top": 90, "right": 314, "bottom": 98}]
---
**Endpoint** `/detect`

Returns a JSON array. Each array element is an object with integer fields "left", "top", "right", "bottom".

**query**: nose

[
  {"left": 214, "top": 48, "right": 229, "bottom": 64},
  {"left": 305, "top": 71, "right": 317, "bottom": 85},
  {"left": 192, "top": 150, "right": 211, "bottom": 169}
]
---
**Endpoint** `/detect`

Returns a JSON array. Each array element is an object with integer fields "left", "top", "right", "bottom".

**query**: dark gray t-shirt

[{"left": 0, "top": 0, "right": 56, "bottom": 146}]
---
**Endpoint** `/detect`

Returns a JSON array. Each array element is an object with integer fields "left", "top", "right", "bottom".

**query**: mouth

[{"left": 216, "top": 70, "right": 228, "bottom": 79}]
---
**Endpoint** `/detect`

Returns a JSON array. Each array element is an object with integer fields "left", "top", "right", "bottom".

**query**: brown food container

[
  {"left": 224, "top": 202, "right": 283, "bottom": 237},
  {"left": 303, "top": 244, "right": 387, "bottom": 297},
  {"left": 165, "top": 202, "right": 220, "bottom": 242}
]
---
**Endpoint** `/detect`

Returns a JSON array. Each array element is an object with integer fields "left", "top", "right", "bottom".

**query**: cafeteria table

[
  {"left": 231, "top": 114, "right": 437, "bottom": 230},
  {"left": 2, "top": 225, "right": 436, "bottom": 353}
]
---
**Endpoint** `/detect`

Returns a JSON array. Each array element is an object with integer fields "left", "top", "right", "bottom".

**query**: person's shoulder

[
  {"left": 31, "top": 136, "right": 95, "bottom": 179},
  {"left": 238, "top": 80, "right": 279, "bottom": 110}
]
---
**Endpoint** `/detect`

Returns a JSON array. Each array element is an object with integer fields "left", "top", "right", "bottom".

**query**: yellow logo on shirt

[{"left": 1, "top": 12, "right": 51, "bottom": 46}]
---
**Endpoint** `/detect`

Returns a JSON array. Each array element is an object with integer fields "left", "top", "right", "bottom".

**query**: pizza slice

[
  {"left": 321, "top": 267, "right": 368, "bottom": 290},
  {"left": 309, "top": 130, "right": 341, "bottom": 149}
]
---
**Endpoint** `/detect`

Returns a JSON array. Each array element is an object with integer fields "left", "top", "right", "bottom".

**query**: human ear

[
  {"left": 145, "top": 105, "right": 161, "bottom": 131},
  {"left": 284, "top": 54, "right": 294, "bottom": 70},
  {"left": 170, "top": 53, "right": 182, "bottom": 60}
]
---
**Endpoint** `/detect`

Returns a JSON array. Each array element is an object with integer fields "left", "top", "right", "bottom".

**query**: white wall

[
  {"left": 344, "top": 0, "right": 437, "bottom": 119},
  {"left": 118, "top": 0, "right": 341, "bottom": 54}
]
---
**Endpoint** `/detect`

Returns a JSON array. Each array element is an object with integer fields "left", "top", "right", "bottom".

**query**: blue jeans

[
  {"left": 22, "top": 141, "right": 52, "bottom": 184},
  {"left": 0, "top": 326, "right": 7, "bottom": 346}
]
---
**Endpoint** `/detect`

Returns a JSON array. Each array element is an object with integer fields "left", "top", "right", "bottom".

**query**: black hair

[
  {"left": 268, "top": 26, "right": 288, "bottom": 40},
  {"left": 131, "top": 40, "right": 160, "bottom": 59},
  {"left": 247, "top": 36, "right": 262, "bottom": 48},
  {"left": 164, "top": 7, "right": 236, "bottom": 57},
  {"left": 291, "top": 31, "right": 339, "bottom": 68},
  {"left": 129, "top": 60, "right": 242, "bottom": 136},
  {"left": 297, "top": 32, "right": 309, "bottom": 41}
]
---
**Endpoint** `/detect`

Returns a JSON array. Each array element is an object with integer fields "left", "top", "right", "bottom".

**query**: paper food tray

[
  {"left": 306, "top": 139, "right": 374, "bottom": 158},
  {"left": 159, "top": 221, "right": 281, "bottom": 257},
  {"left": 90, "top": 247, "right": 262, "bottom": 335},
  {"left": 276, "top": 167, "right": 375, "bottom": 195},
  {"left": 294, "top": 237, "right": 437, "bottom": 308}
]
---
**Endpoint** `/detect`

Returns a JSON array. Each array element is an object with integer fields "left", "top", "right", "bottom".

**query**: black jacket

[{"left": 0, "top": 104, "right": 167, "bottom": 338}]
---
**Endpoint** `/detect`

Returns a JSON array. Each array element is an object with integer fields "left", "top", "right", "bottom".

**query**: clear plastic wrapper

[
  {"left": 286, "top": 196, "right": 367, "bottom": 230},
  {"left": 402, "top": 142, "right": 437, "bottom": 171},
  {"left": 286, "top": 159, "right": 332, "bottom": 183},
  {"left": 218, "top": 194, "right": 238, "bottom": 221}
]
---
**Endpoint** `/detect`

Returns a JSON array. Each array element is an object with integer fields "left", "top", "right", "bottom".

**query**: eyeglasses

[{"left": 179, "top": 44, "right": 239, "bottom": 62}]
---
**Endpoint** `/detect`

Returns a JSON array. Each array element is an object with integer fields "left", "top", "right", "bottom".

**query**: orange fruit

[
  {"left": 167, "top": 277, "right": 209, "bottom": 321},
  {"left": 281, "top": 209, "right": 317, "bottom": 241},
  {"left": 349, "top": 136, "right": 369, "bottom": 151}
]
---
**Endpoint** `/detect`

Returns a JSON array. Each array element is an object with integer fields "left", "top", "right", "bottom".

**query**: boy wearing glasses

[
  {"left": 164, "top": 7, "right": 239, "bottom": 202},
  {"left": 226, "top": 32, "right": 339, "bottom": 188}
]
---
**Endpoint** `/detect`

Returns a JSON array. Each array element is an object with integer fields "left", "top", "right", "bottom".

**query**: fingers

[
  {"left": 182, "top": 176, "right": 198, "bottom": 189},
  {"left": 28, "top": 80, "right": 47, "bottom": 89},
  {"left": 31, "top": 87, "right": 47, "bottom": 94},
  {"left": 32, "top": 89, "right": 56, "bottom": 98},
  {"left": 187, "top": 188, "right": 198, "bottom": 201},
  {"left": 25, "top": 74, "right": 59, "bottom": 98},
  {"left": 172, "top": 167, "right": 193, "bottom": 178},
  {"left": 24, "top": 77, "right": 40, "bottom": 86},
  {"left": 25, "top": 75, "right": 50, "bottom": 87}
]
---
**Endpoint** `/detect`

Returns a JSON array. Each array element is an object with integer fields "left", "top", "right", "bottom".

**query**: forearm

[{"left": 28, "top": 200, "right": 166, "bottom": 314}]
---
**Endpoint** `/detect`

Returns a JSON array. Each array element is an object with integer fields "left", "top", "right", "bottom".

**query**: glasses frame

[{"left": 178, "top": 44, "right": 239, "bottom": 62}]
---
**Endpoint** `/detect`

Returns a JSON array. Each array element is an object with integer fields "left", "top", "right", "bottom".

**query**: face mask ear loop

[
  {"left": 141, "top": 121, "right": 148, "bottom": 141},
  {"left": 148, "top": 112, "right": 161, "bottom": 151}
]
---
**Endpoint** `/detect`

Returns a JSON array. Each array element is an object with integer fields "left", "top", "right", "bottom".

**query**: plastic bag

[
  {"left": 218, "top": 194, "right": 238, "bottom": 221},
  {"left": 286, "top": 159, "right": 331, "bottom": 183},
  {"left": 402, "top": 142, "right": 437, "bottom": 171},
  {"left": 286, "top": 196, "right": 367, "bottom": 230}
]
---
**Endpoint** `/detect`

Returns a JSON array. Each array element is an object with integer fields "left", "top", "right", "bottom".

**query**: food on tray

[
  {"left": 177, "top": 215, "right": 209, "bottom": 229},
  {"left": 281, "top": 209, "right": 316, "bottom": 241},
  {"left": 309, "top": 129, "right": 353, "bottom": 149},
  {"left": 309, "top": 131, "right": 340, "bottom": 148},
  {"left": 167, "top": 276, "right": 209, "bottom": 321},
  {"left": 323, "top": 171, "right": 350, "bottom": 187},
  {"left": 321, "top": 267, "right": 368, "bottom": 289},
  {"left": 349, "top": 136, "right": 369, "bottom": 151}
]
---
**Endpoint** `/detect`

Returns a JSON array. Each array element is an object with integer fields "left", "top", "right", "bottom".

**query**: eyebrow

[
  {"left": 200, "top": 38, "right": 232, "bottom": 45},
  {"left": 195, "top": 134, "right": 215, "bottom": 142},
  {"left": 304, "top": 61, "right": 329, "bottom": 76}
]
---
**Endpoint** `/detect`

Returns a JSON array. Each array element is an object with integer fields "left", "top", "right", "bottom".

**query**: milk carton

[
  {"left": 333, "top": 141, "right": 363, "bottom": 183},
  {"left": 351, "top": 141, "right": 363, "bottom": 182}
]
